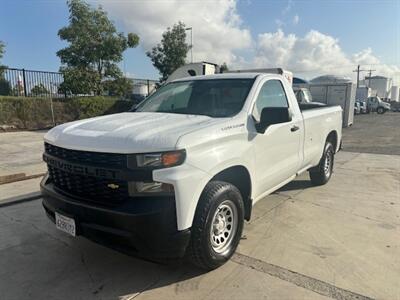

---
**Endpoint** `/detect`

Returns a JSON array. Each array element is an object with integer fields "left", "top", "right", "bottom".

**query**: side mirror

[{"left": 255, "top": 107, "right": 291, "bottom": 134}]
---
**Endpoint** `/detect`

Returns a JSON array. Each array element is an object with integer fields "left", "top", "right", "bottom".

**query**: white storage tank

[
  {"left": 363, "top": 75, "right": 392, "bottom": 100},
  {"left": 132, "top": 82, "right": 157, "bottom": 101},
  {"left": 391, "top": 86, "right": 399, "bottom": 102}
]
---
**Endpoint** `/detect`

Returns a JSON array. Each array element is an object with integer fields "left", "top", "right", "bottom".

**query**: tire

[
  {"left": 188, "top": 181, "right": 244, "bottom": 270},
  {"left": 377, "top": 107, "right": 384, "bottom": 114},
  {"left": 309, "top": 141, "right": 334, "bottom": 186}
]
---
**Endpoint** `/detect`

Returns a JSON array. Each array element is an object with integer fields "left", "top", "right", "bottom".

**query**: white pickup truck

[{"left": 41, "top": 72, "right": 342, "bottom": 270}]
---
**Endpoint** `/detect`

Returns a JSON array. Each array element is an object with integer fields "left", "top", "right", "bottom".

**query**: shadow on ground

[
  {"left": 0, "top": 200, "right": 209, "bottom": 299},
  {"left": 277, "top": 179, "right": 313, "bottom": 192}
]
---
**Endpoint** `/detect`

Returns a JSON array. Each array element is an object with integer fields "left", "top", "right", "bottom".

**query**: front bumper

[{"left": 41, "top": 176, "right": 191, "bottom": 261}]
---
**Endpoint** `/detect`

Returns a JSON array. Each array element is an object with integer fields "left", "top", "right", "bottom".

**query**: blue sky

[{"left": 0, "top": 0, "right": 399, "bottom": 81}]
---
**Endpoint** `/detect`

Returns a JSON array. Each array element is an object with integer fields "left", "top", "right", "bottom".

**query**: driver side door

[{"left": 251, "top": 79, "right": 302, "bottom": 198}]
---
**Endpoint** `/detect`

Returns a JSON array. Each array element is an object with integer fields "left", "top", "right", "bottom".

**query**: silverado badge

[{"left": 107, "top": 183, "right": 120, "bottom": 189}]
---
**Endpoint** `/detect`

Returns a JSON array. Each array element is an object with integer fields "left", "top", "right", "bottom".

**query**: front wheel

[
  {"left": 377, "top": 107, "right": 385, "bottom": 114},
  {"left": 188, "top": 181, "right": 244, "bottom": 270},
  {"left": 309, "top": 142, "right": 334, "bottom": 186}
]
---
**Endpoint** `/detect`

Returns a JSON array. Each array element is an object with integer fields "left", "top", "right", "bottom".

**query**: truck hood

[{"left": 45, "top": 112, "right": 223, "bottom": 153}]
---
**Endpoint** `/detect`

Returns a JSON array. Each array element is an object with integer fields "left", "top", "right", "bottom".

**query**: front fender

[{"left": 153, "top": 140, "right": 255, "bottom": 231}]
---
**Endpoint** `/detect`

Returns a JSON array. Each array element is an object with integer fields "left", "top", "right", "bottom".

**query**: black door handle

[{"left": 291, "top": 125, "right": 300, "bottom": 132}]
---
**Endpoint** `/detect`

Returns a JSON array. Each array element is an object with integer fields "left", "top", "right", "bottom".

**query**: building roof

[
  {"left": 364, "top": 75, "right": 388, "bottom": 80},
  {"left": 293, "top": 77, "right": 308, "bottom": 84},
  {"left": 310, "top": 75, "right": 352, "bottom": 84}
]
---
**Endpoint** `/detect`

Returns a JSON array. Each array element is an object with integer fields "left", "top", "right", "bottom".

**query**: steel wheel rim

[
  {"left": 210, "top": 200, "right": 238, "bottom": 255},
  {"left": 324, "top": 150, "right": 332, "bottom": 176}
]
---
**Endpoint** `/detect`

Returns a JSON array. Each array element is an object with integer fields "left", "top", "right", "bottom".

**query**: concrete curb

[
  {"left": 0, "top": 173, "right": 46, "bottom": 185},
  {"left": 0, "top": 192, "right": 42, "bottom": 208}
]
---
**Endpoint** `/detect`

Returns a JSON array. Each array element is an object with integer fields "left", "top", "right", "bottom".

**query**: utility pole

[
  {"left": 185, "top": 27, "right": 193, "bottom": 63},
  {"left": 353, "top": 65, "right": 368, "bottom": 88},
  {"left": 366, "top": 69, "right": 376, "bottom": 87}
]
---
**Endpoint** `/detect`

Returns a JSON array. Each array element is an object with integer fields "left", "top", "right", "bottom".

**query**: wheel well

[
  {"left": 326, "top": 131, "right": 338, "bottom": 152},
  {"left": 211, "top": 166, "right": 252, "bottom": 221}
]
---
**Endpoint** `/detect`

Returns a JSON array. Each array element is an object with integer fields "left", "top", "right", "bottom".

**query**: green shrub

[
  {"left": 0, "top": 78, "right": 11, "bottom": 95},
  {"left": 0, "top": 96, "right": 134, "bottom": 130}
]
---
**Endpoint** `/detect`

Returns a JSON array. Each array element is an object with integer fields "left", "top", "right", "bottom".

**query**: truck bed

[
  {"left": 299, "top": 102, "right": 327, "bottom": 111},
  {"left": 300, "top": 105, "right": 342, "bottom": 168}
]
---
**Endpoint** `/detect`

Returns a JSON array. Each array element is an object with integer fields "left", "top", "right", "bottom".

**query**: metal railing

[
  {"left": 0, "top": 67, "right": 158, "bottom": 99},
  {"left": 1, "top": 68, "right": 64, "bottom": 98}
]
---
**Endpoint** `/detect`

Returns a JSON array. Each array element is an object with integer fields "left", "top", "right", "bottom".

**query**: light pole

[{"left": 185, "top": 27, "right": 193, "bottom": 63}]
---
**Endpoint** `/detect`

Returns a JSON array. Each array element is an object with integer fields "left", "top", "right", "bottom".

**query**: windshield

[{"left": 135, "top": 79, "right": 254, "bottom": 118}]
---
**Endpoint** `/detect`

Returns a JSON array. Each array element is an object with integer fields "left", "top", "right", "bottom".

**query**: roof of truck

[{"left": 172, "top": 72, "right": 272, "bottom": 82}]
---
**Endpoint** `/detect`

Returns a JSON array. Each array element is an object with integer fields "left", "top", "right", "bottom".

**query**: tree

[
  {"left": 0, "top": 40, "right": 7, "bottom": 78},
  {"left": 220, "top": 62, "right": 229, "bottom": 73},
  {"left": 10, "top": 85, "right": 24, "bottom": 96},
  {"left": 103, "top": 77, "right": 133, "bottom": 98},
  {"left": 0, "top": 41, "right": 10, "bottom": 95},
  {"left": 30, "top": 83, "right": 49, "bottom": 96},
  {"left": 59, "top": 67, "right": 101, "bottom": 95},
  {"left": 147, "top": 22, "right": 191, "bottom": 82},
  {"left": 57, "top": 0, "right": 139, "bottom": 95},
  {"left": 0, "top": 79, "right": 11, "bottom": 96},
  {"left": 0, "top": 40, "right": 4, "bottom": 62}
]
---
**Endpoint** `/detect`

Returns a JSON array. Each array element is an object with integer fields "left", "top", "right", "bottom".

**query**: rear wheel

[
  {"left": 377, "top": 107, "right": 384, "bottom": 114},
  {"left": 188, "top": 181, "right": 244, "bottom": 270},
  {"left": 309, "top": 142, "right": 334, "bottom": 186}
]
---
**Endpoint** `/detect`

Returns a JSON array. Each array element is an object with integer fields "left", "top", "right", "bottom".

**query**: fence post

[
  {"left": 22, "top": 69, "right": 27, "bottom": 96},
  {"left": 49, "top": 98, "right": 56, "bottom": 127}
]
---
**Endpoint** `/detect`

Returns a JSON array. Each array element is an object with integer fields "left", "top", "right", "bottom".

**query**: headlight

[
  {"left": 128, "top": 181, "right": 174, "bottom": 195},
  {"left": 129, "top": 150, "right": 186, "bottom": 169}
]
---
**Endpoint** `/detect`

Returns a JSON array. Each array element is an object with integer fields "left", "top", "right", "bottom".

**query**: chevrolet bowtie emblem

[{"left": 107, "top": 183, "right": 120, "bottom": 189}]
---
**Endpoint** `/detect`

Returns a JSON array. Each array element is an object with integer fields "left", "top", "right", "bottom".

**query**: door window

[{"left": 254, "top": 80, "right": 289, "bottom": 118}]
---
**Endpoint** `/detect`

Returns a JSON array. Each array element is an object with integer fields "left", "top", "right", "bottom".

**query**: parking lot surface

[
  {"left": 342, "top": 112, "right": 400, "bottom": 155},
  {"left": 0, "top": 130, "right": 47, "bottom": 179},
  {"left": 1, "top": 151, "right": 399, "bottom": 300}
]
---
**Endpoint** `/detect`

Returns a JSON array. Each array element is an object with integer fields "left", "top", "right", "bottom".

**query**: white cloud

[
  {"left": 251, "top": 29, "right": 399, "bottom": 83},
  {"left": 97, "top": 0, "right": 251, "bottom": 66},
  {"left": 95, "top": 0, "right": 399, "bottom": 83},
  {"left": 293, "top": 14, "right": 299, "bottom": 25}
]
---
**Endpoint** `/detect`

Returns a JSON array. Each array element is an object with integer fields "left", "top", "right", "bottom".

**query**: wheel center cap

[{"left": 215, "top": 215, "right": 226, "bottom": 233}]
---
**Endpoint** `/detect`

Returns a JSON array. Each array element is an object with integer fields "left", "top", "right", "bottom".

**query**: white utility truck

[
  {"left": 41, "top": 72, "right": 342, "bottom": 270},
  {"left": 366, "top": 96, "right": 391, "bottom": 114}
]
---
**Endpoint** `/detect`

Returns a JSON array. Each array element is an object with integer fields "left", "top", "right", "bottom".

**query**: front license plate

[{"left": 55, "top": 212, "right": 76, "bottom": 237}]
